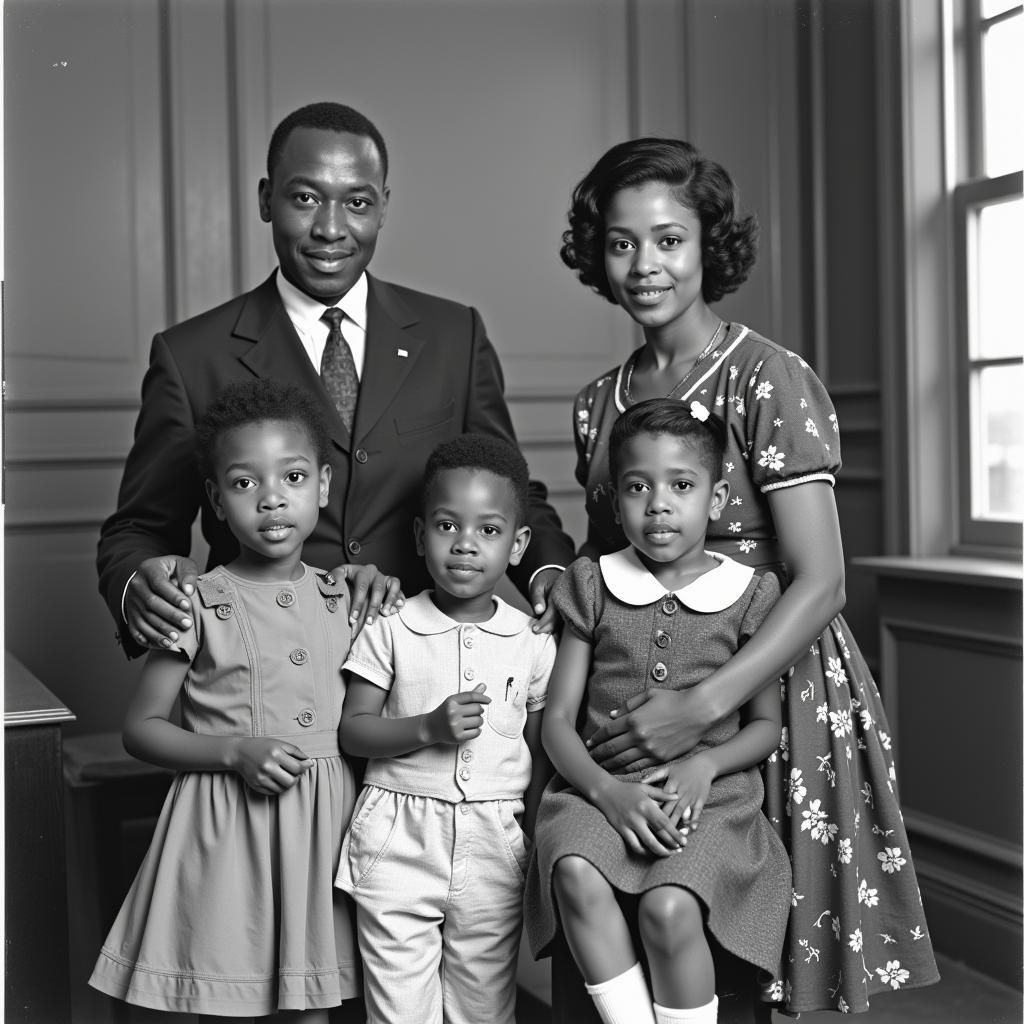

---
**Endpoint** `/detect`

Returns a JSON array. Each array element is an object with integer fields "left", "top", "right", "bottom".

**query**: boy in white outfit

[{"left": 336, "top": 434, "right": 556, "bottom": 1024}]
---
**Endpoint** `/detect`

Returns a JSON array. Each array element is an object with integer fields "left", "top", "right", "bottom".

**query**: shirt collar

[
  {"left": 274, "top": 269, "right": 369, "bottom": 332},
  {"left": 398, "top": 591, "right": 530, "bottom": 636},
  {"left": 599, "top": 547, "right": 755, "bottom": 613}
]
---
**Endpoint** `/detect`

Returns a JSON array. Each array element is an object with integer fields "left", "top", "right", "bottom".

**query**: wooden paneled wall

[{"left": 5, "top": 0, "right": 811, "bottom": 735}]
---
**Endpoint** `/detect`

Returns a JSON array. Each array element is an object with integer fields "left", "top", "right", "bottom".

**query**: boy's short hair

[
  {"left": 422, "top": 434, "right": 530, "bottom": 526},
  {"left": 608, "top": 398, "right": 726, "bottom": 483},
  {"left": 195, "top": 379, "right": 332, "bottom": 481}
]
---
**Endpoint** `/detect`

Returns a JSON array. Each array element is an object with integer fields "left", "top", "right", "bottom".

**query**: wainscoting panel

[{"left": 856, "top": 558, "right": 1023, "bottom": 987}]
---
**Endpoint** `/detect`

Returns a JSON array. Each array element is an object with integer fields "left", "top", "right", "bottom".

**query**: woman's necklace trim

[{"left": 622, "top": 319, "right": 726, "bottom": 405}]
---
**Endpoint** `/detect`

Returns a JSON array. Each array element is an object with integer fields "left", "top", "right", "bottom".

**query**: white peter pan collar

[
  {"left": 599, "top": 547, "right": 755, "bottom": 613},
  {"left": 398, "top": 591, "right": 529, "bottom": 636}
]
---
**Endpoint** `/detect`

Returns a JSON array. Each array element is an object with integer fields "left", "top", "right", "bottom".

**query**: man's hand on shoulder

[
  {"left": 125, "top": 555, "right": 199, "bottom": 649},
  {"left": 336, "top": 563, "right": 404, "bottom": 637},
  {"left": 529, "top": 566, "right": 564, "bottom": 634}
]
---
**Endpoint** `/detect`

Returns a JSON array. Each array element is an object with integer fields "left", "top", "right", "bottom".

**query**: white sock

[
  {"left": 585, "top": 962, "right": 656, "bottom": 1024},
  {"left": 653, "top": 994, "right": 719, "bottom": 1023}
]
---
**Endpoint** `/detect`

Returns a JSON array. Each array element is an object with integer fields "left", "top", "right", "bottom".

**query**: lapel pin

[{"left": 397, "top": 348, "right": 409, "bottom": 358}]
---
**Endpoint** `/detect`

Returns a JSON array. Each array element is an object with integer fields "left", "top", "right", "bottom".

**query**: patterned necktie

[{"left": 320, "top": 308, "right": 358, "bottom": 432}]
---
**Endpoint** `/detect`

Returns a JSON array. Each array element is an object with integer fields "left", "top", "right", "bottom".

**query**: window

[{"left": 951, "top": 0, "right": 1023, "bottom": 552}]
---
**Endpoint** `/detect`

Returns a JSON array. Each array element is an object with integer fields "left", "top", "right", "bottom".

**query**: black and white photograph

[{"left": 3, "top": 2, "right": 1022, "bottom": 1022}]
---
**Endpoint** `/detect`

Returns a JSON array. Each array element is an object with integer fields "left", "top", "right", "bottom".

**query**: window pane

[
  {"left": 975, "top": 196, "right": 1024, "bottom": 359},
  {"left": 972, "top": 364, "right": 1024, "bottom": 521},
  {"left": 983, "top": 13, "right": 1024, "bottom": 177}
]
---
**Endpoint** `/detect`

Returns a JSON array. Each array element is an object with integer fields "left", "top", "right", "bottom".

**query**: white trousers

[{"left": 336, "top": 787, "right": 529, "bottom": 1024}]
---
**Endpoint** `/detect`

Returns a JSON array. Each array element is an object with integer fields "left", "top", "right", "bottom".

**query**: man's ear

[
  {"left": 507, "top": 525, "right": 532, "bottom": 567},
  {"left": 708, "top": 479, "right": 730, "bottom": 522},
  {"left": 258, "top": 178, "right": 272, "bottom": 223},
  {"left": 206, "top": 478, "right": 227, "bottom": 521}
]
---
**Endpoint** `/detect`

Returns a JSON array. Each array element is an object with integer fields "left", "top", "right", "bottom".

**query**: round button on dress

[
  {"left": 277, "top": 590, "right": 296, "bottom": 608},
  {"left": 215, "top": 604, "right": 233, "bottom": 619},
  {"left": 651, "top": 662, "right": 668, "bottom": 682},
  {"left": 290, "top": 648, "right": 309, "bottom": 666}
]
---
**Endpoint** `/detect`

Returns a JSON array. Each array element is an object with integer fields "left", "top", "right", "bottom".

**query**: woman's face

[{"left": 603, "top": 181, "right": 705, "bottom": 333}]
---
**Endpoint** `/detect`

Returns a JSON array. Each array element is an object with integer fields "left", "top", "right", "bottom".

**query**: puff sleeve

[
  {"left": 551, "top": 557, "right": 601, "bottom": 643},
  {"left": 743, "top": 349, "right": 842, "bottom": 493}
]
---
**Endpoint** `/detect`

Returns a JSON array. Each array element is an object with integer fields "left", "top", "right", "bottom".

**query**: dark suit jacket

[{"left": 98, "top": 272, "right": 575, "bottom": 656}]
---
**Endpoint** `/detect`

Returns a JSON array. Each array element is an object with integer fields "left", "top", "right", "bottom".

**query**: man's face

[{"left": 258, "top": 127, "right": 389, "bottom": 304}]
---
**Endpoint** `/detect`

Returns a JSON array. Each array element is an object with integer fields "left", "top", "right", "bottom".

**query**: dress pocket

[{"left": 345, "top": 787, "right": 401, "bottom": 889}]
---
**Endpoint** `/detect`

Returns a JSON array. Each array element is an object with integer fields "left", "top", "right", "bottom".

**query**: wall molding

[{"left": 906, "top": 809, "right": 1022, "bottom": 872}]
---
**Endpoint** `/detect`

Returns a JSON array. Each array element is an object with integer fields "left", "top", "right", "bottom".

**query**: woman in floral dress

[{"left": 551, "top": 137, "right": 939, "bottom": 1016}]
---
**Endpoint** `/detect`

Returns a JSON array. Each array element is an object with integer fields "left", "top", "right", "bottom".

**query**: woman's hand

[
  {"left": 587, "top": 688, "right": 715, "bottom": 773},
  {"left": 592, "top": 769, "right": 684, "bottom": 857},
  {"left": 228, "top": 737, "right": 313, "bottom": 796},
  {"left": 333, "top": 563, "right": 404, "bottom": 634},
  {"left": 661, "top": 754, "right": 715, "bottom": 833}
]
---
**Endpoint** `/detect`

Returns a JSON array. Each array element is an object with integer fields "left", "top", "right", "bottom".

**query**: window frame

[{"left": 950, "top": 0, "right": 1023, "bottom": 555}]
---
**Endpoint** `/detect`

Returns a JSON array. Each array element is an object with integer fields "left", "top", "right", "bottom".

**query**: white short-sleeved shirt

[{"left": 344, "top": 591, "right": 556, "bottom": 802}]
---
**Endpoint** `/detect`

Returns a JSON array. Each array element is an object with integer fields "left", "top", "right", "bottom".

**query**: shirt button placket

[{"left": 458, "top": 624, "right": 477, "bottom": 796}]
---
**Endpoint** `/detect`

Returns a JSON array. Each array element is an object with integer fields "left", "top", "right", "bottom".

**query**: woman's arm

[
  {"left": 542, "top": 631, "right": 682, "bottom": 856},
  {"left": 662, "top": 673, "right": 783, "bottom": 831},
  {"left": 339, "top": 675, "right": 491, "bottom": 758},
  {"left": 589, "top": 481, "right": 845, "bottom": 772},
  {"left": 124, "top": 650, "right": 313, "bottom": 795}
]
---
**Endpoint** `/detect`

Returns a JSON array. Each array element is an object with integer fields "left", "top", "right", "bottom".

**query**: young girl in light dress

[
  {"left": 527, "top": 398, "right": 791, "bottom": 1024},
  {"left": 90, "top": 379, "right": 395, "bottom": 1020}
]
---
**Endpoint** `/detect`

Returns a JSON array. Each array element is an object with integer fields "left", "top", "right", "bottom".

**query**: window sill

[{"left": 852, "top": 554, "right": 1022, "bottom": 589}]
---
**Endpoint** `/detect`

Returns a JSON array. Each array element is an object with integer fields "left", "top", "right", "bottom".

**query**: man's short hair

[{"left": 266, "top": 102, "right": 389, "bottom": 182}]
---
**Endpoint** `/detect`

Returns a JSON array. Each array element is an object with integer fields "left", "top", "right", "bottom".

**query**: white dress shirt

[{"left": 275, "top": 269, "right": 368, "bottom": 379}]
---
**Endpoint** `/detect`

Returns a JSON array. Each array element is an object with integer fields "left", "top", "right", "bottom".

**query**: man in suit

[{"left": 98, "top": 102, "right": 575, "bottom": 657}]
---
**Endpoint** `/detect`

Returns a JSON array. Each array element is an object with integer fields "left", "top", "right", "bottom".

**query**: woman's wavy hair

[{"left": 560, "top": 138, "right": 758, "bottom": 305}]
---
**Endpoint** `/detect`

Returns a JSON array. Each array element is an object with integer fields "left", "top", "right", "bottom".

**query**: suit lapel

[
  {"left": 355, "top": 275, "right": 425, "bottom": 442},
  {"left": 236, "top": 273, "right": 353, "bottom": 451}
]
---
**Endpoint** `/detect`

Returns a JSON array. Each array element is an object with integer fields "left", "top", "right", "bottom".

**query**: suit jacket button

[
  {"left": 355, "top": 448, "right": 368, "bottom": 464},
  {"left": 348, "top": 539, "right": 361, "bottom": 556}
]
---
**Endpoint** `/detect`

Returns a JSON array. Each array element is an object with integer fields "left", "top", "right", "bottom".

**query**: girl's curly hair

[
  {"left": 196, "top": 378, "right": 332, "bottom": 481},
  {"left": 560, "top": 137, "right": 758, "bottom": 305}
]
